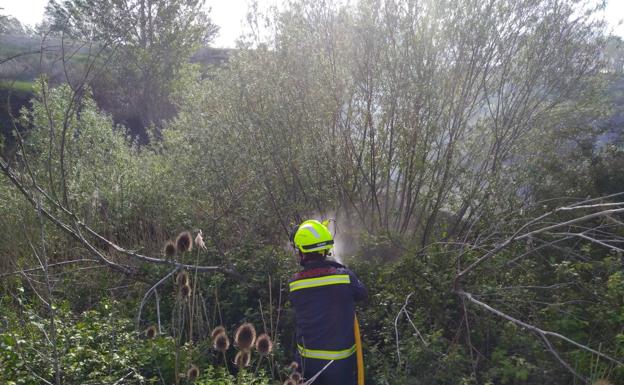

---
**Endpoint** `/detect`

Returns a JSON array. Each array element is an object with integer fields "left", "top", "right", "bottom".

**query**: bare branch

[
  {"left": 394, "top": 292, "right": 428, "bottom": 367},
  {"left": 458, "top": 291, "right": 623, "bottom": 368},
  {"left": 552, "top": 232, "right": 624, "bottom": 253},
  {"left": 538, "top": 332, "right": 587, "bottom": 384},
  {"left": 0, "top": 259, "right": 101, "bottom": 279},
  {"left": 457, "top": 205, "right": 624, "bottom": 280},
  {"left": 137, "top": 267, "right": 180, "bottom": 329},
  {"left": 559, "top": 202, "right": 624, "bottom": 211},
  {"left": 112, "top": 370, "right": 135, "bottom": 385},
  {"left": 0, "top": 157, "right": 240, "bottom": 278}
]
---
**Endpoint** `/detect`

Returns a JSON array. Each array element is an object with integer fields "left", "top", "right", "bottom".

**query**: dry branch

[
  {"left": 394, "top": 292, "right": 428, "bottom": 366},
  {"left": 456, "top": 202, "right": 624, "bottom": 281},
  {"left": 458, "top": 291, "right": 623, "bottom": 369},
  {"left": 137, "top": 267, "right": 180, "bottom": 329},
  {"left": 0, "top": 157, "right": 240, "bottom": 279},
  {"left": 0, "top": 259, "right": 101, "bottom": 279}
]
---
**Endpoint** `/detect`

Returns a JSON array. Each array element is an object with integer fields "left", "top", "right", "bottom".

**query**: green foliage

[
  {"left": 1, "top": 81, "right": 34, "bottom": 93},
  {"left": 349, "top": 251, "right": 473, "bottom": 384},
  {"left": 1, "top": 1, "right": 623, "bottom": 385},
  {"left": 344, "top": 238, "right": 624, "bottom": 385},
  {"left": 45, "top": 0, "right": 218, "bottom": 138},
  {"left": 487, "top": 349, "right": 534, "bottom": 384},
  {"left": 195, "top": 367, "right": 270, "bottom": 385},
  {"left": 0, "top": 293, "right": 273, "bottom": 385},
  {"left": 0, "top": 297, "right": 159, "bottom": 384}
]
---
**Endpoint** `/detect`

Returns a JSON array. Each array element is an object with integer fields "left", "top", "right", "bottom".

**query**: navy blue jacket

[{"left": 289, "top": 260, "right": 368, "bottom": 355}]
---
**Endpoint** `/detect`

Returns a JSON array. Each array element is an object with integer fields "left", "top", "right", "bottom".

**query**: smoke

[
  {"left": 283, "top": 210, "right": 367, "bottom": 266},
  {"left": 328, "top": 217, "right": 344, "bottom": 264},
  {"left": 304, "top": 210, "right": 363, "bottom": 266}
]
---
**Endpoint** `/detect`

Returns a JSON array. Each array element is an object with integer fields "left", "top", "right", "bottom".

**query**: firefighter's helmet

[{"left": 291, "top": 219, "right": 334, "bottom": 253}]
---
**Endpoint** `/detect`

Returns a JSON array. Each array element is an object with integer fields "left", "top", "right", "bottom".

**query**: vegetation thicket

[{"left": 1, "top": 0, "right": 623, "bottom": 384}]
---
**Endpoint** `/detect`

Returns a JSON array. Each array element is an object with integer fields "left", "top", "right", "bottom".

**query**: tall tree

[
  {"left": 0, "top": 13, "right": 28, "bottom": 35},
  {"left": 173, "top": 0, "right": 605, "bottom": 243},
  {"left": 45, "top": 0, "right": 218, "bottom": 140}
]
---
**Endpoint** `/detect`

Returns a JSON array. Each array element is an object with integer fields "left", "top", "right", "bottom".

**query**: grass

[{"left": 0, "top": 80, "right": 34, "bottom": 94}]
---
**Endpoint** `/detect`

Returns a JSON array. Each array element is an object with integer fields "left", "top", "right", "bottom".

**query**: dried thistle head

[
  {"left": 288, "top": 361, "right": 299, "bottom": 371},
  {"left": 255, "top": 333, "right": 273, "bottom": 356},
  {"left": 176, "top": 231, "right": 193, "bottom": 253},
  {"left": 145, "top": 325, "right": 157, "bottom": 339},
  {"left": 176, "top": 270, "right": 189, "bottom": 286},
  {"left": 213, "top": 332, "right": 230, "bottom": 352},
  {"left": 180, "top": 283, "right": 192, "bottom": 298},
  {"left": 186, "top": 364, "right": 200, "bottom": 381},
  {"left": 211, "top": 326, "right": 226, "bottom": 340},
  {"left": 195, "top": 230, "right": 207, "bottom": 250},
  {"left": 164, "top": 240, "right": 176, "bottom": 257},
  {"left": 290, "top": 372, "right": 302, "bottom": 382},
  {"left": 234, "top": 350, "right": 251, "bottom": 367},
  {"left": 234, "top": 322, "right": 256, "bottom": 351}
]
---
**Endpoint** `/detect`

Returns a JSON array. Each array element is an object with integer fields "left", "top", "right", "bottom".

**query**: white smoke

[
  {"left": 307, "top": 211, "right": 362, "bottom": 265},
  {"left": 287, "top": 211, "right": 363, "bottom": 266}
]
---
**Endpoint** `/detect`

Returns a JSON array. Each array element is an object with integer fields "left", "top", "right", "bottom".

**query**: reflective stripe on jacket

[{"left": 297, "top": 343, "right": 357, "bottom": 360}]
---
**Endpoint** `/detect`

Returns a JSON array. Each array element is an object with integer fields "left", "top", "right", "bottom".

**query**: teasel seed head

[
  {"left": 176, "top": 270, "right": 189, "bottom": 286},
  {"left": 290, "top": 372, "right": 302, "bottom": 382},
  {"left": 164, "top": 240, "right": 176, "bottom": 257},
  {"left": 234, "top": 322, "right": 256, "bottom": 351},
  {"left": 211, "top": 326, "right": 226, "bottom": 340},
  {"left": 186, "top": 364, "right": 199, "bottom": 381},
  {"left": 180, "top": 283, "right": 192, "bottom": 299},
  {"left": 214, "top": 332, "right": 230, "bottom": 352},
  {"left": 195, "top": 230, "right": 207, "bottom": 250},
  {"left": 255, "top": 333, "right": 273, "bottom": 356},
  {"left": 145, "top": 325, "right": 157, "bottom": 339},
  {"left": 176, "top": 231, "right": 193, "bottom": 253}
]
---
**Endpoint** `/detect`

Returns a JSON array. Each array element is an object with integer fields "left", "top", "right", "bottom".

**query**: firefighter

[{"left": 289, "top": 219, "right": 368, "bottom": 385}]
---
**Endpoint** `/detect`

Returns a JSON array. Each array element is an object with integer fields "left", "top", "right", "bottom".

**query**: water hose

[{"left": 354, "top": 314, "right": 365, "bottom": 385}]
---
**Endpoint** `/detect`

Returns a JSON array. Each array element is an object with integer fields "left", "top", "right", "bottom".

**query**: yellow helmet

[{"left": 292, "top": 219, "right": 334, "bottom": 253}]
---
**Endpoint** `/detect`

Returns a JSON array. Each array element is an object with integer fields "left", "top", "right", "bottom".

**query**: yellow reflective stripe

[
  {"left": 289, "top": 274, "right": 350, "bottom": 292},
  {"left": 297, "top": 344, "right": 356, "bottom": 360}
]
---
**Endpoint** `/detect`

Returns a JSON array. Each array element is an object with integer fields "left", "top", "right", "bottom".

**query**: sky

[{"left": 0, "top": 0, "right": 623, "bottom": 47}]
